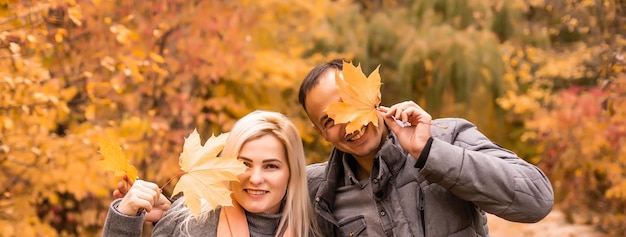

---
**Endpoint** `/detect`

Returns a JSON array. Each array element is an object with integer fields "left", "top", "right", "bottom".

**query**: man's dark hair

[{"left": 298, "top": 59, "right": 344, "bottom": 112}]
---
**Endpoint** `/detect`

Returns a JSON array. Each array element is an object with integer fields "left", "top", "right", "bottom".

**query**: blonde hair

[{"left": 169, "top": 110, "right": 319, "bottom": 237}]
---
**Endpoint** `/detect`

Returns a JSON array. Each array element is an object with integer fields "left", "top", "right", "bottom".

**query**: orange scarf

[{"left": 216, "top": 200, "right": 295, "bottom": 237}]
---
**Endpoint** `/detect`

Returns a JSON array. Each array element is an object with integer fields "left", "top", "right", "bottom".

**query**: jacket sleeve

[
  {"left": 101, "top": 199, "right": 145, "bottom": 237},
  {"left": 151, "top": 198, "right": 187, "bottom": 236},
  {"left": 419, "top": 118, "right": 554, "bottom": 223}
]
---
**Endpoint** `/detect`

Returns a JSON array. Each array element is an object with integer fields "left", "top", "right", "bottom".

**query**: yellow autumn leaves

[
  {"left": 97, "top": 137, "right": 139, "bottom": 184},
  {"left": 97, "top": 129, "right": 246, "bottom": 218},
  {"left": 173, "top": 130, "right": 246, "bottom": 217},
  {"left": 325, "top": 60, "right": 382, "bottom": 135}
]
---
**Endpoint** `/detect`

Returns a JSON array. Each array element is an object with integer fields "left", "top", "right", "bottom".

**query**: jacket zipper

[{"left": 419, "top": 186, "right": 426, "bottom": 236}]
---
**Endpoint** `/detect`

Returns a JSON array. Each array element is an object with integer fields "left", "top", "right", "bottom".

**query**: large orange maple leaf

[
  {"left": 325, "top": 60, "right": 382, "bottom": 135},
  {"left": 97, "top": 137, "right": 138, "bottom": 183},
  {"left": 171, "top": 129, "right": 247, "bottom": 218}
]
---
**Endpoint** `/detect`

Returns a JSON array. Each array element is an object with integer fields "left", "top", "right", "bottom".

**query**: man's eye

[{"left": 323, "top": 118, "right": 334, "bottom": 128}]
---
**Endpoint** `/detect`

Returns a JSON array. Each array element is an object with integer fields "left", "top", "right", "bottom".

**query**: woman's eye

[
  {"left": 243, "top": 161, "right": 252, "bottom": 168},
  {"left": 265, "top": 164, "right": 279, "bottom": 169}
]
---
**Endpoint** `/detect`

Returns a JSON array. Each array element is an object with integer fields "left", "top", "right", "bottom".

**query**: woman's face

[{"left": 231, "top": 134, "right": 290, "bottom": 214}]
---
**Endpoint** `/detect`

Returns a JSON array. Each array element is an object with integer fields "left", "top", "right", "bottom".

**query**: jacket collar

[{"left": 316, "top": 130, "right": 410, "bottom": 209}]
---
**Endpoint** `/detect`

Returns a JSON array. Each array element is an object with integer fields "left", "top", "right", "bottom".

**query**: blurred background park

[{"left": 0, "top": 0, "right": 624, "bottom": 236}]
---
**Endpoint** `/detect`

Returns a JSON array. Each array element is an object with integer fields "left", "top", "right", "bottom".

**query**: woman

[{"left": 102, "top": 110, "right": 319, "bottom": 237}]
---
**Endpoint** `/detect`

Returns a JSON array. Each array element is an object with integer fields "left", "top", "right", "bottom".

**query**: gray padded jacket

[{"left": 307, "top": 118, "right": 554, "bottom": 237}]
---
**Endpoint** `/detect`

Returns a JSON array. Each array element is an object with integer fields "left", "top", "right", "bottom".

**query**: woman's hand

[{"left": 113, "top": 176, "right": 171, "bottom": 222}]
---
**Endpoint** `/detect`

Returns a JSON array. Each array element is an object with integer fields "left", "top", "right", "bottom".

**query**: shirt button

[
  {"left": 380, "top": 211, "right": 386, "bottom": 216},
  {"left": 315, "top": 197, "right": 320, "bottom": 202},
  {"left": 372, "top": 179, "right": 379, "bottom": 184}
]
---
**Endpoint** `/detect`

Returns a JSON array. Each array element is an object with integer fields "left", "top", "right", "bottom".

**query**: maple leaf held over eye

[
  {"left": 97, "top": 137, "right": 138, "bottom": 183},
  {"left": 325, "top": 60, "right": 382, "bottom": 135},
  {"left": 172, "top": 129, "right": 247, "bottom": 218}
]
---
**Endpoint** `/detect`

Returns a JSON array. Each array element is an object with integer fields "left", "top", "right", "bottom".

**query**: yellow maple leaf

[
  {"left": 325, "top": 60, "right": 382, "bottom": 135},
  {"left": 97, "top": 137, "right": 138, "bottom": 183},
  {"left": 172, "top": 129, "right": 247, "bottom": 218}
]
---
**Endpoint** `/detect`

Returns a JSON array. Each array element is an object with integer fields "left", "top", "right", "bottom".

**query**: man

[{"left": 299, "top": 59, "right": 554, "bottom": 236}]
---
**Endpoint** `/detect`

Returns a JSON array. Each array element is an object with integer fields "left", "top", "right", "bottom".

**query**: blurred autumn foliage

[
  {"left": 526, "top": 78, "right": 626, "bottom": 235},
  {"left": 0, "top": 0, "right": 331, "bottom": 235},
  {"left": 0, "top": 0, "right": 624, "bottom": 236}
]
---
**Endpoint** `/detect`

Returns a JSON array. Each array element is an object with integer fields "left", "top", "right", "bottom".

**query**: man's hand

[
  {"left": 112, "top": 176, "right": 171, "bottom": 223},
  {"left": 378, "top": 101, "right": 432, "bottom": 159}
]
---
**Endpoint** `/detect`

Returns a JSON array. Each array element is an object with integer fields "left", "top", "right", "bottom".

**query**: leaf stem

[
  {"left": 422, "top": 122, "right": 448, "bottom": 129},
  {"left": 160, "top": 171, "right": 186, "bottom": 190},
  {"left": 392, "top": 115, "right": 448, "bottom": 129}
]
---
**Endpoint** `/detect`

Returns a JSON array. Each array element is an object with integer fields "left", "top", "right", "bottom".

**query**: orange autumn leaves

[
  {"left": 97, "top": 130, "right": 246, "bottom": 218},
  {"left": 325, "top": 60, "right": 382, "bottom": 135}
]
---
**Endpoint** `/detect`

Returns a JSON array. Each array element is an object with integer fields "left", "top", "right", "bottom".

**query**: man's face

[{"left": 304, "top": 69, "right": 386, "bottom": 159}]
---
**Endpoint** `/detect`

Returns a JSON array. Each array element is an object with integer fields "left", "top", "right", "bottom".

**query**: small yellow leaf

[
  {"left": 67, "top": 6, "right": 83, "bottom": 26},
  {"left": 325, "top": 60, "right": 382, "bottom": 135},
  {"left": 60, "top": 87, "right": 78, "bottom": 101},
  {"left": 85, "top": 104, "right": 96, "bottom": 120},
  {"left": 9, "top": 43, "right": 20, "bottom": 54},
  {"left": 171, "top": 129, "right": 246, "bottom": 218},
  {"left": 132, "top": 49, "right": 146, "bottom": 58},
  {"left": 55, "top": 29, "right": 67, "bottom": 43},
  {"left": 149, "top": 52, "right": 165, "bottom": 64},
  {"left": 97, "top": 136, "right": 138, "bottom": 183},
  {"left": 2, "top": 118, "right": 13, "bottom": 130}
]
